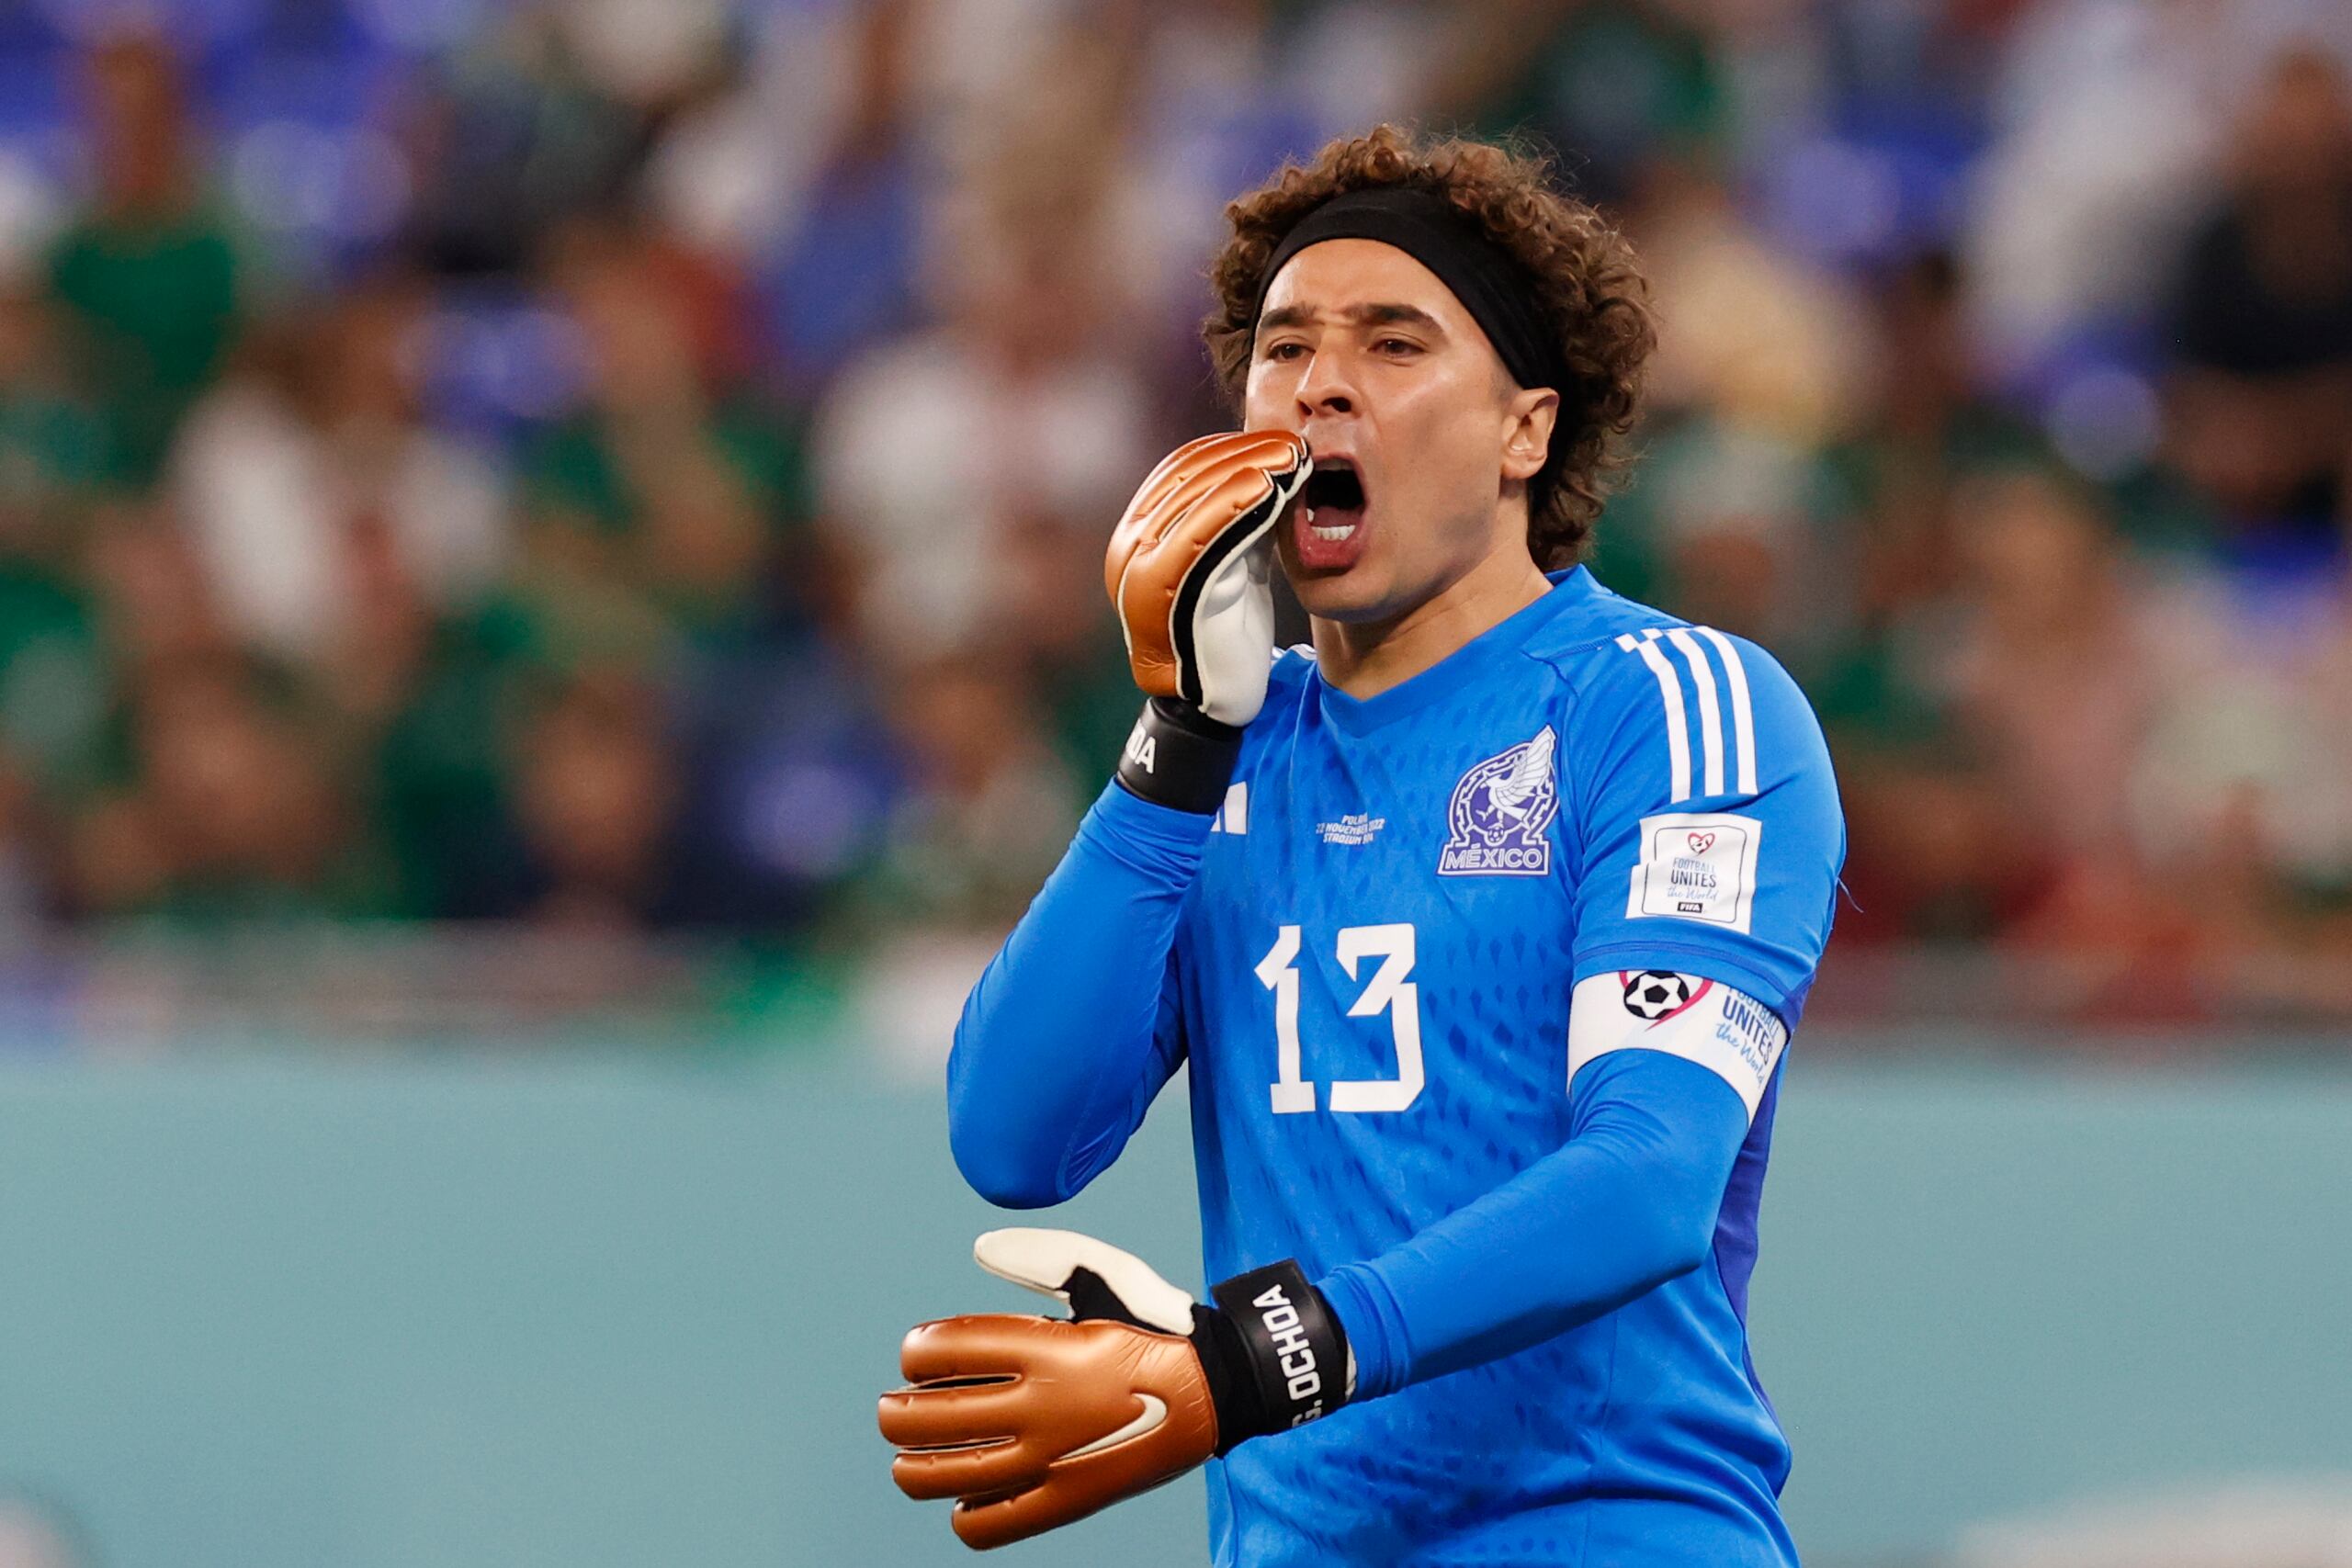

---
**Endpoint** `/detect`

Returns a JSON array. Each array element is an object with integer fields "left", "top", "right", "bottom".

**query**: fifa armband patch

[
  {"left": 1566, "top": 971, "right": 1787, "bottom": 1119},
  {"left": 1624, "top": 811, "right": 1762, "bottom": 933}
]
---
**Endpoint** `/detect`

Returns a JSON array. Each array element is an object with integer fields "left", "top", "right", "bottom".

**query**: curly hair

[{"left": 1204, "top": 125, "right": 1656, "bottom": 566}]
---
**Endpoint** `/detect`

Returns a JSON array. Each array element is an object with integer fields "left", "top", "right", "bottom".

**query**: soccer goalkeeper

[{"left": 879, "top": 125, "right": 1844, "bottom": 1565}]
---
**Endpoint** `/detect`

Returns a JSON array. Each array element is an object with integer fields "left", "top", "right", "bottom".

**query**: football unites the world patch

[
  {"left": 1438, "top": 727, "right": 1560, "bottom": 876},
  {"left": 1625, "top": 811, "right": 1763, "bottom": 931}
]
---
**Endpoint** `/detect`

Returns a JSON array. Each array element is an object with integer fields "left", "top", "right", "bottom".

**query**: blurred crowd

[{"left": 0, "top": 0, "right": 2347, "bottom": 1020}]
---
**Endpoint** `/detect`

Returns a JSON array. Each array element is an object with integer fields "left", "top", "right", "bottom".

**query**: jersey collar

[{"left": 1313, "top": 566, "right": 1593, "bottom": 738}]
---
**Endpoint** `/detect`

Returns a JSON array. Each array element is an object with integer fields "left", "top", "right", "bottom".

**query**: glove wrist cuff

[
  {"left": 1194, "top": 1259, "right": 1349, "bottom": 1454},
  {"left": 1114, "top": 698, "right": 1243, "bottom": 815}
]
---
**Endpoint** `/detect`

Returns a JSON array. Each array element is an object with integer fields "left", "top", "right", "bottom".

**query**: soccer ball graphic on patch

[{"left": 1621, "top": 971, "right": 1696, "bottom": 1021}]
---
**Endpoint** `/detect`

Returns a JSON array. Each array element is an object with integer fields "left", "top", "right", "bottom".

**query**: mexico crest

[{"left": 1438, "top": 726, "right": 1559, "bottom": 876}]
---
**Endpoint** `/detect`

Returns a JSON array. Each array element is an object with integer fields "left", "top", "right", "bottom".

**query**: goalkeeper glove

[
  {"left": 878, "top": 1228, "right": 1351, "bottom": 1551},
  {"left": 1103, "top": 430, "right": 1310, "bottom": 812}
]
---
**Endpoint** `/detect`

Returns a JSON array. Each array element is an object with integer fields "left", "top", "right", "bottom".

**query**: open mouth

[
  {"left": 1293, "top": 454, "right": 1369, "bottom": 571},
  {"left": 1301, "top": 459, "right": 1366, "bottom": 537}
]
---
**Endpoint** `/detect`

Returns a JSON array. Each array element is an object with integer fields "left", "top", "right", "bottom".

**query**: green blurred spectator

[
  {"left": 0, "top": 559, "right": 105, "bottom": 808},
  {"left": 519, "top": 220, "right": 808, "bottom": 655},
  {"left": 0, "top": 287, "right": 111, "bottom": 528},
  {"left": 66, "top": 657, "right": 392, "bottom": 924},
  {"left": 1804, "top": 253, "right": 2051, "bottom": 749},
  {"left": 367, "top": 614, "right": 525, "bottom": 920},
  {"left": 1439, "top": 0, "right": 1725, "bottom": 199},
  {"left": 62, "top": 507, "right": 391, "bottom": 923},
  {"left": 45, "top": 34, "right": 243, "bottom": 485},
  {"left": 0, "top": 286, "right": 110, "bottom": 804},
  {"left": 854, "top": 649, "right": 1081, "bottom": 930}
]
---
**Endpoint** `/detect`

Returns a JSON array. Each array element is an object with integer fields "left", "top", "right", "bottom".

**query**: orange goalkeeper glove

[
  {"left": 1102, "top": 430, "right": 1308, "bottom": 813},
  {"left": 878, "top": 1228, "right": 1351, "bottom": 1551}
]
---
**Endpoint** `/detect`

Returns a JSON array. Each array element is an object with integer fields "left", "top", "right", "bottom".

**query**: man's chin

[{"left": 1286, "top": 564, "right": 1397, "bottom": 626}]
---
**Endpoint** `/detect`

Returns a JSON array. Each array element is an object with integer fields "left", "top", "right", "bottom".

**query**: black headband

[{"left": 1250, "top": 185, "right": 1565, "bottom": 395}]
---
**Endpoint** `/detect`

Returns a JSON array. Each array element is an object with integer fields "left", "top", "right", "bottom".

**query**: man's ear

[{"left": 1501, "top": 387, "right": 1559, "bottom": 483}]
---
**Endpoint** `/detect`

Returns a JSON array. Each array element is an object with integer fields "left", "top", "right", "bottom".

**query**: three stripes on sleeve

[{"left": 1612, "top": 627, "right": 1758, "bottom": 804}]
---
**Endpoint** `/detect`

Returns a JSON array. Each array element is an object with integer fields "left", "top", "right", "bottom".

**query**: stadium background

[{"left": 0, "top": 0, "right": 2345, "bottom": 1563}]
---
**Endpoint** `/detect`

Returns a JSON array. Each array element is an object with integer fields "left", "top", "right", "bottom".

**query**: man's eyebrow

[
  {"left": 1352, "top": 302, "right": 1444, "bottom": 332},
  {"left": 1254, "top": 302, "right": 1447, "bottom": 334}
]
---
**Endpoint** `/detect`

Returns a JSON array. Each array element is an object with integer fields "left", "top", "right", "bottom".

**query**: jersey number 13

[{"left": 1254, "top": 923, "right": 1422, "bottom": 1115}]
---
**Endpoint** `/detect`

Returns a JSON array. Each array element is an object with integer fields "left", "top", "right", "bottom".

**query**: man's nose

[{"left": 1295, "top": 347, "right": 1357, "bottom": 417}]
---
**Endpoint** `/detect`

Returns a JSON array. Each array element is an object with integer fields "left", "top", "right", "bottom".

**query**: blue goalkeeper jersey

[{"left": 1167, "top": 566, "right": 1843, "bottom": 1565}]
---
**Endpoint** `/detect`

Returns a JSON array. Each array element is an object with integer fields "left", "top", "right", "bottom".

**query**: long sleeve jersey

[{"left": 950, "top": 566, "right": 1846, "bottom": 1566}]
